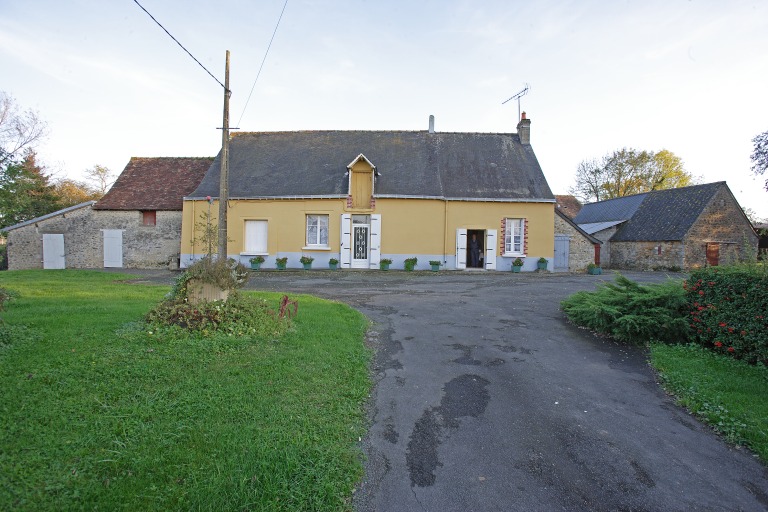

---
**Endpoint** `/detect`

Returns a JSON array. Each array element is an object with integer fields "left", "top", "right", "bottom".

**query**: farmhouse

[
  {"left": 573, "top": 182, "right": 758, "bottom": 270},
  {"left": 181, "top": 115, "right": 561, "bottom": 271}
]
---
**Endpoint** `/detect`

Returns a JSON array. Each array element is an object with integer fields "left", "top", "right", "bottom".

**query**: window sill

[
  {"left": 240, "top": 252, "right": 268, "bottom": 256},
  {"left": 302, "top": 246, "right": 331, "bottom": 251},
  {"left": 502, "top": 253, "right": 526, "bottom": 258}
]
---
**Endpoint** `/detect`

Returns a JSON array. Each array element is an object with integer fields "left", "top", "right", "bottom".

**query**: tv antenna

[{"left": 502, "top": 83, "right": 530, "bottom": 121}]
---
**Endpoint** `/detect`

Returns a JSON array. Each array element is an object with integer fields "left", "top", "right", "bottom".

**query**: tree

[
  {"left": 570, "top": 148, "right": 695, "bottom": 202},
  {"left": 0, "top": 91, "right": 48, "bottom": 165},
  {"left": 84, "top": 164, "right": 115, "bottom": 195},
  {"left": 0, "top": 150, "right": 61, "bottom": 229},
  {"left": 750, "top": 130, "right": 768, "bottom": 191},
  {"left": 53, "top": 179, "right": 101, "bottom": 207}
]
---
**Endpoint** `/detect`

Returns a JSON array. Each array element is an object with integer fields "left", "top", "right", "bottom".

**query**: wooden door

[{"left": 706, "top": 243, "right": 719, "bottom": 266}]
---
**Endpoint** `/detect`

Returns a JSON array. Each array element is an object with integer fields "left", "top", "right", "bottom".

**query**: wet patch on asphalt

[{"left": 406, "top": 374, "right": 490, "bottom": 487}]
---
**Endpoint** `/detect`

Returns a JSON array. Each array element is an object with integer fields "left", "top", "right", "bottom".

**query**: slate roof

[
  {"left": 94, "top": 157, "right": 213, "bottom": 211},
  {"left": 189, "top": 131, "right": 554, "bottom": 202},
  {"left": 572, "top": 193, "right": 647, "bottom": 224},
  {"left": 573, "top": 182, "right": 727, "bottom": 242},
  {"left": 611, "top": 182, "right": 725, "bottom": 241}
]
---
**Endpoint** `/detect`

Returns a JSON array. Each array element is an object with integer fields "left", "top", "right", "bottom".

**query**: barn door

[
  {"left": 103, "top": 229, "right": 123, "bottom": 268},
  {"left": 340, "top": 214, "right": 352, "bottom": 268},
  {"left": 554, "top": 235, "right": 570, "bottom": 271},
  {"left": 455, "top": 229, "right": 467, "bottom": 269},
  {"left": 369, "top": 214, "right": 381, "bottom": 269},
  {"left": 706, "top": 243, "right": 720, "bottom": 266},
  {"left": 42, "top": 234, "right": 65, "bottom": 269},
  {"left": 484, "top": 230, "right": 497, "bottom": 270}
]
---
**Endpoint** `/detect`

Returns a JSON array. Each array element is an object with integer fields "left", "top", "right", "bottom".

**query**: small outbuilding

[{"left": 573, "top": 182, "right": 758, "bottom": 270}]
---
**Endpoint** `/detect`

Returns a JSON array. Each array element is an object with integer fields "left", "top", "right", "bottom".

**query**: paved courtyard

[{"left": 238, "top": 269, "right": 768, "bottom": 512}]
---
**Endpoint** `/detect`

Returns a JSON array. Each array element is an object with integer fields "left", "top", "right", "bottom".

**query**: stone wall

[
  {"left": 554, "top": 214, "right": 597, "bottom": 271},
  {"left": 683, "top": 186, "right": 759, "bottom": 268},
  {"left": 6, "top": 207, "right": 183, "bottom": 270},
  {"left": 609, "top": 241, "right": 684, "bottom": 270}
]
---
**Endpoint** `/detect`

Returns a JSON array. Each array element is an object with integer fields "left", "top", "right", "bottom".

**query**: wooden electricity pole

[{"left": 217, "top": 50, "right": 231, "bottom": 259}]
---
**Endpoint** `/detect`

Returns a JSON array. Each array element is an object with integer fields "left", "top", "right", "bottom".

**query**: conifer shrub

[
  {"left": 685, "top": 265, "right": 768, "bottom": 364},
  {"left": 561, "top": 274, "right": 689, "bottom": 344}
]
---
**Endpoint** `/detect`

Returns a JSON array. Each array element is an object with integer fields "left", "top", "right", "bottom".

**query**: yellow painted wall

[{"left": 181, "top": 197, "right": 554, "bottom": 258}]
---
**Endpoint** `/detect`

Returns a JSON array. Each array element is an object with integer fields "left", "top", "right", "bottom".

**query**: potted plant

[
  {"left": 380, "top": 258, "right": 393, "bottom": 271},
  {"left": 587, "top": 263, "right": 602, "bottom": 275},
  {"left": 275, "top": 257, "right": 288, "bottom": 270},
  {"left": 537, "top": 257, "right": 548, "bottom": 271},
  {"left": 429, "top": 260, "right": 441, "bottom": 272},
  {"left": 300, "top": 255, "right": 314, "bottom": 270},
  {"left": 511, "top": 257, "right": 524, "bottom": 273},
  {"left": 404, "top": 257, "right": 418, "bottom": 271},
  {"left": 249, "top": 255, "right": 265, "bottom": 270},
  {"left": 329, "top": 257, "right": 339, "bottom": 270}
]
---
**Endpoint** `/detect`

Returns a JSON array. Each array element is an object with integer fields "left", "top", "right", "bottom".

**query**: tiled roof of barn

[
  {"left": 188, "top": 131, "right": 554, "bottom": 201},
  {"left": 94, "top": 157, "right": 213, "bottom": 211}
]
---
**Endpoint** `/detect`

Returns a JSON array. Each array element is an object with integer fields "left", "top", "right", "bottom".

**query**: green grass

[
  {"left": 0, "top": 270, "right": 371, "bottom": 511},
  {"left": 650, "top": 343, "right": 768, "bottom": 462}
]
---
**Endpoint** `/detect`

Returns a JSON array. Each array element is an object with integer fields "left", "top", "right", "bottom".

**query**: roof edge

[{"left": 1, "top": 201, "right": 96, "bottom": 232}]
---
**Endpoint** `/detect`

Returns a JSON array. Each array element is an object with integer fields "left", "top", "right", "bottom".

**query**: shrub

[
  {"left": 561, "top": 274, "right": 689, "bottom": 344},
  {"left": 146, "top": 292, "right": 291, "bottom": 339},
  {"left": 685, "top": 265, "right": 768, "bottom": 364},
  {"left": 404, "top": 257, "right": 417, "bottom": 270}
]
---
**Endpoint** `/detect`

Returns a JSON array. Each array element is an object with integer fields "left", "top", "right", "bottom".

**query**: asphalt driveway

[{"left": 237, "top": 269, "right": 768, "bottom": 512}]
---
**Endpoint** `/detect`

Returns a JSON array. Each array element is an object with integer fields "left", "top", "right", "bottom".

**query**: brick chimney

[{"left": 516, "top": 111, "right": 531, "bottom": 145}]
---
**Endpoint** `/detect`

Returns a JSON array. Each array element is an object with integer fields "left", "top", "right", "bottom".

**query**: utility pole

[{"left": 217, "top": 50, "right": 231, "bottom": 259}]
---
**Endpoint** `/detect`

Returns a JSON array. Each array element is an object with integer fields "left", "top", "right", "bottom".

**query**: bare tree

[
  {"left": 84, "top": 165, "right": 115, "bottom": 195},
  {"left": 0, "top": 91, "right": 48, "bottom": 165}
]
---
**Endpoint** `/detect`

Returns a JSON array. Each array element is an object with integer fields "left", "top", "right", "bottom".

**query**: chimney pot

[
  {"left": 521, "top": 111, "right": 527, "bottom": 120},
  {"left": 428, "top": 115, "right": 435, "bottom": 134}
]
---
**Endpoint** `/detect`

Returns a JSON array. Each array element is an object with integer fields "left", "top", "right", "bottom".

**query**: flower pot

[
  {"left": 329, "top": 263, "right": 338, "bottom": 270},
  {"left": 537, "top": 261, "right": 548, "bottom": 270},
  {"left": 302, "top": 263, "right": 312, "bottom": 270},
  {"left": 276, "top": 262, "right": 286, "bottom": 270},
  {"left": 430, "top": 264, "right": 439, "bottom": 272},
  {"left": 250, "top": 262, "right": 261, "bottom": 271},
  {"left": 512, "top": 265, "right": 522, "bottom": 273},
  {"left": 588, "top": 267, "right": 602, "bottom": 275},
  {"left": 404, "top": 264, "right": 415, "bottom": 272},
  {"left": 380, "top": 263, "right": 390, "bottom": 271}
]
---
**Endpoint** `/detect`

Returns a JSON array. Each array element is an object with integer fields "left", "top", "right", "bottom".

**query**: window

[
  {"left": 142, "top": 211, "right": 156, "bottom": 226},
  {"left": 306, "top": 214, "right": 329, "bottom": 247},
  {"left": 504, "top": 218, "right": 525, "bottom": 255},
  {"left": 244, "top": 220, "right": 268, "bottom": 254}
]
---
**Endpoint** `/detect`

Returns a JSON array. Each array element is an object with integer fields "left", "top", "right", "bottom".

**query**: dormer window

[{"left": 346, "top": 153, "right": 376, "bottom": 210}]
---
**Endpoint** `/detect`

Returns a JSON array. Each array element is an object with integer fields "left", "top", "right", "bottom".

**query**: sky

[{"left": 1, "top": 0, "right": 767, "bottom": 219}]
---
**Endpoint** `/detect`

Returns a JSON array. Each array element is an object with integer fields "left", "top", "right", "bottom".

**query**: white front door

[
  {"left": 42, "top": 234, "right": 65, "bottom": 269},
  {"left": 103, "top": 229, "right": 123, "bottom": 268},
  {"left": 351, "top": 223, "right": 370, "bottom": 268},
  {"left": 456, "top": 229, "right": 467, "bottom": 269}
]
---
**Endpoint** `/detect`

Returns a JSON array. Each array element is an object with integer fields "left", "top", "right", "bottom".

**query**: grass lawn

[
  {"left": 0, "top": 270, "right": 371, "bottom": 511},
  {"left": 650, "top": 343, "right": 768, "bottom": 462}
]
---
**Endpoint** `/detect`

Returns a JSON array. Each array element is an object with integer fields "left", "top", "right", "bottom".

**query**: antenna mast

[{"left": 502, "top": 83, "right": 530, "bottom": 121}]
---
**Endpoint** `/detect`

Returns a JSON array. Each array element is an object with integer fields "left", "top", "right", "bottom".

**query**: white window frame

[
  {"left": 242, "top": 220, "right": 268, "bottom": 255},
  {"left": 503, "top": 218, "right": 525, "bottom": 256},
  {"left": 305, "top": 214, "right": 330, "bottom": 248}
]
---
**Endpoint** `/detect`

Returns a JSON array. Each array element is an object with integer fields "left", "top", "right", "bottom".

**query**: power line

[
  {"left": 236, "top": 0, "right": 289, "bottom": 127},
  {"left": 132, "top": 0, "right": 226, "bottom": 91}
]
